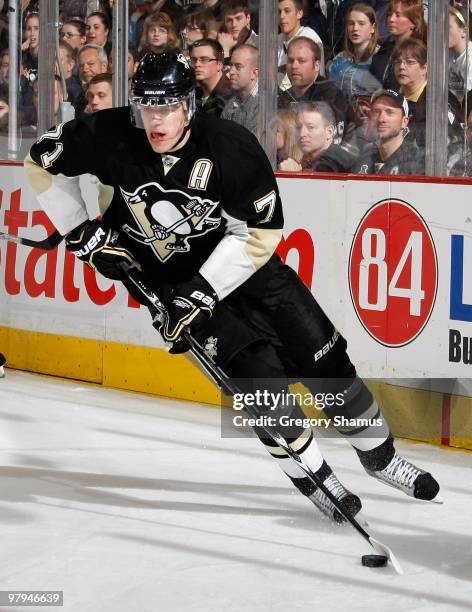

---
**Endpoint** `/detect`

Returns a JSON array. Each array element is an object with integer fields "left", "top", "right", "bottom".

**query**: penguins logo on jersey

[
  {"left": 203, "top": 336, "right": 218, "bottom": 360},
  {"left": 120, "top": 181, "right": 221, "bottom": 262}
]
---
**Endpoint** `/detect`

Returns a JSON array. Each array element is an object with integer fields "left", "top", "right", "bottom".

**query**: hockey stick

[
  {"left": 120, "top": 262, "right": 403, "bottom": 574},
  {"left": 0, "top": 229, "right": 63, "bottom": 251}
]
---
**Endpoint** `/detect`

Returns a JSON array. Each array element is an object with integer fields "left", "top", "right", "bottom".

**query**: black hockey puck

[{"left": 361, "top": 554, "right": 388, "bottom": 567}]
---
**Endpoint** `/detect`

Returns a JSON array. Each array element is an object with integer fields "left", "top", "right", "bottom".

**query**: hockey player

[{"left": 25, "top": 51, "right": 441, "bottom": 523}]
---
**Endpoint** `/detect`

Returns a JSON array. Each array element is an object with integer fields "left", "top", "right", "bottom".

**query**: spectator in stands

[
  {"left": 0, "top": 49, "right": 9, "bottom": 85},
  {"left": 204, "top": 0, "right": 223, "bottom": 22},
  {"left": 222, "top": 44, "right": 259, "bottom": 133},
  {"left": 0, "top": 82, "right": 8, "bottom": 135},
  {"left": 341, "top": 93, "right": 373, "bottom": 157},
  {"left": 329, "top": 3, "right": 381, "bottom": 105},
  {"left": 20, "top": 52, "right": 35, "bottom": 127},
  {"left": 375, "top": 0, "right": 394, "bottom": 40},
  {"left": 86, "top": 12, "right": 111, "bottom": 50},
  {"left": 278, "top": 37, "right": 348, "bottom": 143},
  {"left": 449, "top": 4, "right": 472, "bottom": 108},
  {"left": 279, "top": 100, "right": 355, "bottom": 172},
  {"left": 26, "top": 75, "right": 64, "bottom": 130},
  {"left": 76, "top": 44, "right": 109, "bottom": 112},
  {"left": 78, "top": 44, "right": 109, "bottom": 85},
  {"left": 450, "top": 99, "right": 472, "bottom": 176},
  {"left": 134, "top": 1, "right": 183, "bottom": 49},
  {"left": 218, "top": 0, "right": 258, "bottom": 63},
  {"left": 60, "top": 19, "right": 87, "bottom": 51},
  {"left": 392, "top": 37, "right": 462, "bottom": 153},
  {"left": 57, "top": 41, "right": 82, "bottom": 105},
  {"left": 370, "top": 0, "right": 425, "bottom": 91},
  {"left": 128, "top": 45, "right": 139, "bottom": 91},
  {"left": 278, "top": 0, "right": 325, "bottom": 89},
  {"left": 276, "top": 107, "right": 303, "bottom": 168},
  {"left": 60, "top": 0, "right": 87, "bottom": 22},
  {"left": 85, "top": 73, "right": 113, "bottom": 113},
  {"left": 140, "top": 12, "right": 180, "bottom": 56},
  {"left": 182, "top": 10, "right": 216, "bottom": 56},
  {"left": 21, "top": 1, "right": 38, "bottom": 23},
  {"left": 391, "top": 37, "right": 426, "bottom": 145},
  {"left": 301, "top": 0, "right": 330, "bottom": 51},
  {"left": 190, "top": 38, "right": 231, "bottom": 116},
  {"left": 353, "top": 89, "right": 423, "bottom": 174},
  {"left": 22, "top": 11, "right": 39, "bottom": 70}
]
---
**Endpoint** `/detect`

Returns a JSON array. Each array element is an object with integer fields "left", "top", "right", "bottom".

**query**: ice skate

[
  {"left": 0, "top": 352, "right": 5, "bottom": 378},
  {"left": 365, "top": 453, "right": 442, "bottom": 503},
  {"left": 290, "top": 461, "right": 362, "bottom": 524}
]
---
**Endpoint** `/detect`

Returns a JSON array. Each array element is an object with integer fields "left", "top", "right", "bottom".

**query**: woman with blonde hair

[
  {"left": 370, "top": 0, "right": 426, "bottom": 90},
  {"left": 140, "top": 12, "right": 180, "bottom": 56},
  {"left": 329, "top": 3, "right": 381, "bottom": 104},
  {"left": 276, "top": 108, "right": 303, "bottom": 169}
]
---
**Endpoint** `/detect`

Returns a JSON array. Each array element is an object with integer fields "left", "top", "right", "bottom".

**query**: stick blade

[{"left": 369, "top": 536, "right": 404, "bottom": 575}]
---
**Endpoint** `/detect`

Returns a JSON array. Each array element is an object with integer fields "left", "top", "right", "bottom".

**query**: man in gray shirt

[{"left": 222, "top": 44, "right": 259, "bottom": 134}]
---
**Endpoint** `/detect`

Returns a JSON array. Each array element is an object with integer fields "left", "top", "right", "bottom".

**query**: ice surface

[{"left": 0, "top": 370, "right": 470, "bottom": 612}]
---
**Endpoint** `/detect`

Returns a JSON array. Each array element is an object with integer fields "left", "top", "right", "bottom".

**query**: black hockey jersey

[{"left": 26, "top": 109, "right": 283, "bottom": 299}]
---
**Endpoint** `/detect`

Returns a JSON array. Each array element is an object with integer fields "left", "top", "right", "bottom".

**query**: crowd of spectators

[{"left": 0, "top": 0, "right": 472, "bottom": 176}]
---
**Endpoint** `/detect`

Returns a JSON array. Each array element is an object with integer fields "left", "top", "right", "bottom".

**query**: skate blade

[{"left": 430, "top": 493, "right": 443, "bottom": 504}]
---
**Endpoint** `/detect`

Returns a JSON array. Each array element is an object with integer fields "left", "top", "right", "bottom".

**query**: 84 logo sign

[
  {"left": 349, "top": 199, "right": 438, "bottom": 347},
  {"left": 120, "top": 181, "right": 221, "bottom": 262}
]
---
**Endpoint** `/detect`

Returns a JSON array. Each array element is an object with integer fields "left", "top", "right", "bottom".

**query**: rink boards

[{"left": 1, "top": 164, "right": 471, "bottom": 449}]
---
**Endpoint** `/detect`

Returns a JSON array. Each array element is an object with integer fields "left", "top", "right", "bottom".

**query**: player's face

[
  {"left": 279, "top": 0, "right": 303, "bottom": 37},
  {"left": 228, "top": 48, "right": 256, "bottom": 93},
  {"left": 346, "top": 10, "right": 375, "bottom": 48},
  {"left": 393, "top": 55, "right": 426, "bottom": 90},
  {"left": 224, "top": 11, "right": 250, "bottom": 41},
  {"left": 140, "top": 102, "right": 188, "bottom": 154},
  {"left": 147, "top": 25, "right": 168, "bottom": 52},
  {"left": 387, "top": 2, "right": 414, "bottom": 39},
  {"left": 26, "top": 16, "right": 40, "bottom": 51},
  {"left": 87, "top": 81, "right": 113, "bottom": 113},
  {"left": 79, "top": 49, "right": 108, "bottom": 84},
  {"left": 86, "top": 15, "right": 109, "bottom": 46},
  {"left": 297, "top": 110, "right": 331, "bottom": 154},
  {"left": 190, "top": 45, "right": 221, "bottom": 83},
  {"left": 287, "top": 43, "right": 319, "bottom": 88},
  {"left": 370, "top": 97, "right": 408, "bottom": 142}
]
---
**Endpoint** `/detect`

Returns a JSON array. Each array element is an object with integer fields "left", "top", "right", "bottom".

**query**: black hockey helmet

[{"left": 130, "top": 50, "right": 196, "bottom": 128}]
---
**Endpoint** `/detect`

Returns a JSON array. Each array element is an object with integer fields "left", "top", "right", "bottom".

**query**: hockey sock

[
  {"left": 319, "top": 377, "right": 395, "bottom": 470},
  {"left": 260, "top": 428, "right": 324, "bottom": 481}
]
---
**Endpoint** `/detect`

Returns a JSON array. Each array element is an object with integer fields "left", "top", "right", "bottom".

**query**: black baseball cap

[{"left": 371, "top": 89, "right": 409, "bottom": 116}]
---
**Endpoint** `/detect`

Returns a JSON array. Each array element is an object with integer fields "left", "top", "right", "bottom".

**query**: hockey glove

[
  {"left": 161, "top": 274, "right": 217, "bottom": 354},
  {"left": 66, "top": 220, "right": 135, "bottom": 281}
]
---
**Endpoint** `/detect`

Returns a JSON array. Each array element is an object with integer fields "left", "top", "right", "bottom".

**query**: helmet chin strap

[{"left": 167, "top": 122, "right": 192, "bottom": 152}]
